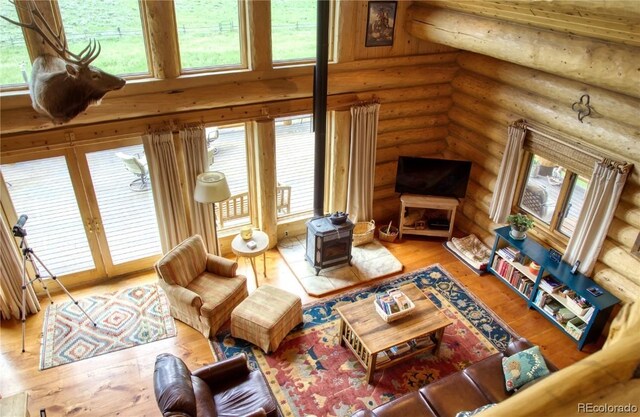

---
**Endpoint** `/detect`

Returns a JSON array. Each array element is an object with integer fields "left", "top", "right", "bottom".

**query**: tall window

[
  {"left": 58, "top": 0, "right": 149, "bottom": 76},
  {"left": 174, "top": 0, "right": 244, "bottom": 71},
  {"left": 275, "top": 115, "right": 314, "bottom": 218},
  {"left": 517, "top": 154, "right": 588, "bottom": 239},
  {"left": 0, "top": 2, "right": 31, "bottom": 86},
  {"left": 271, "top": 0, "right": 316, "bottom": 63},
  {"left": 206, "top": 124, "right": 250, "bottom": 231}
]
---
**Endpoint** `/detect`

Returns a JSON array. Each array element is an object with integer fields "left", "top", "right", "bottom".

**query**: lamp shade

[{"left": 194, "top": 171, "right": 231, "bottom": 203}]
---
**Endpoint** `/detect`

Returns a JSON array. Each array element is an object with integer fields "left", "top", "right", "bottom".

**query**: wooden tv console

[{"left": 399, "top": 194, "right": 460, "bottom": 240}]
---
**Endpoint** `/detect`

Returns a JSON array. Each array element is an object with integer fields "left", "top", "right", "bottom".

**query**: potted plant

[{"left": 506, "top": 213, "right": 535, "bottom": 240}]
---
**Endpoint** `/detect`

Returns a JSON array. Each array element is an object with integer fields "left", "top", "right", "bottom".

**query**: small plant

[{"left": 506, "top": 213, "right": 535, "bottom": 232}]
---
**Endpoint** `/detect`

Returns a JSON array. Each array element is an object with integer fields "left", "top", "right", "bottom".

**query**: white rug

[{"left": 278, "top": 235, "right": 403, "bottom": 296}]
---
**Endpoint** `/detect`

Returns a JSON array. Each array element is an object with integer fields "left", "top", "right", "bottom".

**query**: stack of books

[
  {"left": 539, "top": 276, "right": 564, "bottom": 293},
  {"left": 496, "top": 247, "right": 521, "bottom": 262},
  {"left": 388, "top": 342, "right": 411, "bottom": 358}
]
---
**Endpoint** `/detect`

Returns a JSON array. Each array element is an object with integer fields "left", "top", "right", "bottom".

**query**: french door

[{"left": 1, "top": 138, "right": 162, "bottom": 284}]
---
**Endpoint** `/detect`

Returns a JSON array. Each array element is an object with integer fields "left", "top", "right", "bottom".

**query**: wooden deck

[
  {"left": 1, "top": 144, "right": 161, "bottom": 277},
  {"left": 209, "top": 117, "right": 314, "bottom": 228},
  {"left": 2, "top": 119, "right": 315, "bottom": 276}
]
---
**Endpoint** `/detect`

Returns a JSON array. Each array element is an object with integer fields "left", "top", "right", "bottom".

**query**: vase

[
  {"left": 510, "top": 227, "right": 527, "bottom": 240},
  {"left": 240, "top": 226, "right": 253, "bottom": 240}
]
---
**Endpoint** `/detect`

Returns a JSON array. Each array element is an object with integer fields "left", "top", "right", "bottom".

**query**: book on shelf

[
  {"left": 543, "top": 299, "right": 562, "bottom": 316},
  {"left": 539, "top": 276, "right": 564, "bottom": 293},
  {"left": 377, "top": 350, "right": 391, "bottom": 364},
  {"left": 411, "top": 335, "right": 436, "bottom": 349},
  {"left": 496, "top": 247, "right": 521, "bottom": 262},
  {"left": 389, "top": 342, "right": 411, "bottom": 357}
]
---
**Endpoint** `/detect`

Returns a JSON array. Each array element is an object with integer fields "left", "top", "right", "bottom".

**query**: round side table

[{"left": 231, "top": 230, "right": 269, "bottom": 287}]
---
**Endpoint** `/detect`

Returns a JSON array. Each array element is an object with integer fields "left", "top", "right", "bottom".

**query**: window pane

[
  {"left": 86, "top": 144, "right": 161, "bottom": 264},
  {"left": 276, "top": 115, "right": 314, "bottom": 218},
  {"left": 520, "top": 155, "right": 565, "bottom": 224},
  {"left": 558, "top": 175, "right": 588, "bottom": 237},
  {"left": 174, "top": 0, "right": 242, "bottom": 70},
  {"left": 57, "top": 0, "right": 148, "bottom": 76},
  {"left": 271, "top": 0, "right": 316, "bottom": 62},
  {"left": 206, "top": 125, "right": 250, "bottom": 229},
  {"left": 0, "top": 2, "right": 31, "bottom": 85},
  {"left": 2, "top": 157, "right": 95, "bottom": 276}
]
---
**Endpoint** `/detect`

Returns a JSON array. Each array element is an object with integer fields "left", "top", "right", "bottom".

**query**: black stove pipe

[{"left": 313, "top": 0, "right": 330, "bottom": 219}]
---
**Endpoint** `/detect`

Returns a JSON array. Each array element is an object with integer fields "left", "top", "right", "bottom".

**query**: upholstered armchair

[
  {"left": 155, "top": 234, "right": 248, "bottom": 338},
  {"left": 154, "top": 353, "right": 277, "bottom": 417}
]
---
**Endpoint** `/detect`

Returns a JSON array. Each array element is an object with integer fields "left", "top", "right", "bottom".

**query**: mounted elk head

[{"left": 1, "top": 1, "right": 126, "bottom": 124}]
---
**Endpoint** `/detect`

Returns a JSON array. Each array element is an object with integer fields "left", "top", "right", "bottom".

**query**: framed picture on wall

[{"left": 365, "top": 1, "right": 398, "bottom": 47}]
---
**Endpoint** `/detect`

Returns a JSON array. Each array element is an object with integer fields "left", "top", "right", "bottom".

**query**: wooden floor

[{"left": 0, "top": 236, "right": 596, "bottom": 416}]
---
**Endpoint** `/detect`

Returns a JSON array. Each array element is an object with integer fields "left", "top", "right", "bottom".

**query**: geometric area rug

[
  {"left": 40, "top": 284, "right": 176, "bottom": 370},
  {"left": 211, "top": 264, "right": 517, "bottom": 417}
]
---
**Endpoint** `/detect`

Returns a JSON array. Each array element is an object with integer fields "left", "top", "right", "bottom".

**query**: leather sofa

[
  {"left": 154, "top": 352, "right": 277, "bottom": 417},
  {"left": 352, "top": 338, "right": 557, "bottom": 417}
]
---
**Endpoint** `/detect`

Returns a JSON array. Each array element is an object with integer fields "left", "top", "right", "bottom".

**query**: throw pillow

[
  {"left": 455, "top": 403, "right": 496, "bottom": 417},
  {"left": 502, "top": 345, "right": 550, "bottom": 391}
]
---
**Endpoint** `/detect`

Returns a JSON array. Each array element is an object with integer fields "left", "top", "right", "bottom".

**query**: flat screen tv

[{"left": 394, "top": 156, "right": 472, "bottom": 199}]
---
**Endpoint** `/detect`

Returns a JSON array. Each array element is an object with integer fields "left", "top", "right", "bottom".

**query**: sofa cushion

[
  {"left": 420, "top": 372, "right": 491, "bottom": 417},
  {"left": 502, "top": 345, "right": 550, "bottom": 391},
  {"left": 454, "top": 403, "right": 497, "bottom": 417},
  {"left": 212, "top": 371, "right": 277, "bottom": 417},
  {"left": 371, "top": 391, "right": 437, "bottom": 417},
  {"left": 462, "top": 353, "right": 511, "bottom": 403}
]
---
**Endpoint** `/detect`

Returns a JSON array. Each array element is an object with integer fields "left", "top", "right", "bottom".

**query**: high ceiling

[{"left": 417, "top": 1, "right": 640, "bottom": 47}]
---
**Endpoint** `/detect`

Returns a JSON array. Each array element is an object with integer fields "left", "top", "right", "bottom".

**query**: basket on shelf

[
  {"left": 379, "top": 225, "right": 399, "bottom": 243},
  {"left": 353, "top": 220, "right": 375, "bottom": 246}
]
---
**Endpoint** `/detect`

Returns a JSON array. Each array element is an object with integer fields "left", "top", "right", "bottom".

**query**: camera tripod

[{"left": 16, "top": 228, "right": 96, "bottom": 353}]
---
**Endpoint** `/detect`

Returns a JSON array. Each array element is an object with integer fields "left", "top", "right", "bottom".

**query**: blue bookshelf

[{"left": 488, "top": 226, "right": 619, "bottom": 350}]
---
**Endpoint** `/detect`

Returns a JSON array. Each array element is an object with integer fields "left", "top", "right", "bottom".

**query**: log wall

[{"left": 448, "top": 52, "right": 640, "bottom": 303}]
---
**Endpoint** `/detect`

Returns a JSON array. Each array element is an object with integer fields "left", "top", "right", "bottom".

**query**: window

[
  {"left": 206, "top": 124, "right": 251, "bottom": 231},
  {"left": 0, "top": 1, "right": 31, "bottom": 86},
  {"left": 57, "top": 0, "right": 149, "bottom": 76},
  {"left": 174, "top": 0, "right": 244, "bottom": 71},
  {"left": 271, "top": 0, "right": 316, "bottom": 63},
  {"left": 517, "top": 154, "right": 589, "bottom": 240},
  {"left": 275, "top": 115, "right": 314, "bottom": 218}
]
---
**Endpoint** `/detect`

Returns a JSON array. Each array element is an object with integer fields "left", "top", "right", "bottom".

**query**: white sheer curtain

[
  {"left": 142, "top": 130, "right": 189, "bottom": 254},
  {"left": 346, "top": 103, "right": 380, "bottom": 223},
  {"left": 563, "top": 160, "right": 631, "bottom": 275},
  {"left": 180, "top": 126, "right": 219, "bottom": 255},
  {"left": 0, "top": 214, "right": 39, "bottom": 320},
  {"left": 489, "top": 123, "right": 527, "bottom": 223}
]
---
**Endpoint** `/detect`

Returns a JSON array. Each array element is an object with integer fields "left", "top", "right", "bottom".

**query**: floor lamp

[{"left": 194, "top": 171, "right": 230, "bottom": 254}]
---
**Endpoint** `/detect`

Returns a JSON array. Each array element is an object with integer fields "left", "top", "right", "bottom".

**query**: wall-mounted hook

[{"left": 571, "top": 94, "right": 592, "bottom": 123}]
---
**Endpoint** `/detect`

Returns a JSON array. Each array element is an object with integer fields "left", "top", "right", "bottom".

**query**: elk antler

[{"left": 0, "top": 0, "right": 101, "bottom": 67}]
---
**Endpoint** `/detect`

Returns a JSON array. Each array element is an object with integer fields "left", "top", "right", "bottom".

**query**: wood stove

[{"left": 305, "top": 216, "right": 354, "bottom": 275}]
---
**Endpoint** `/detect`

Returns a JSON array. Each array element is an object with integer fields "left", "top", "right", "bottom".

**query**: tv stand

[{"left": 399, "top": 194, "right": 459, "bottom": 240}]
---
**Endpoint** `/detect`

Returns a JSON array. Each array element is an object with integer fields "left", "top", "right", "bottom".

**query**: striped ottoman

[{"left": 231, "top": 285, "right": 303, "bottom": 353}]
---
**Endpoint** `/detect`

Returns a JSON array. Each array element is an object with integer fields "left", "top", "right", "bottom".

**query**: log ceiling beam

[
  {"left": 406, "top": 4, "right": 640, "bottom": 98},
  {"left": 417, "top": 1, "right": 640, "bottom": 47}
]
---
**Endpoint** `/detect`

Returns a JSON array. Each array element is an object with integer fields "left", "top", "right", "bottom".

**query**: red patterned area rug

[
  {"left": 40, "top": 284, "right": 176, "bottom": 370},
  {"left": 211, "top": 264, "right": 516, "bottom": 417}
]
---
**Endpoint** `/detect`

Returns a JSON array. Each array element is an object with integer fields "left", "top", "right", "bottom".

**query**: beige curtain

[
  {"left": 0, "top": 215, "right": 39, "bottom": 320},
  {"left": 180, "top": 126, "right": 219, "bottom": 255},
  {"left": 346, "top": 103, "right": 380, "bottom": 223},
  {"left": 489, "top": 123, "right": 527, "bottom": 223},
  {"left": 142, "top": 130, "right": 189, "bottom": 254},
  {"left": 563, "top": 160, "right": 631, "bottom": 275}
]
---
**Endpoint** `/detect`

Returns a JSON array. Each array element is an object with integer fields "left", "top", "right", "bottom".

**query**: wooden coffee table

[{"left": 336, "top": 283, "right": 452, "bottom": 383}]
